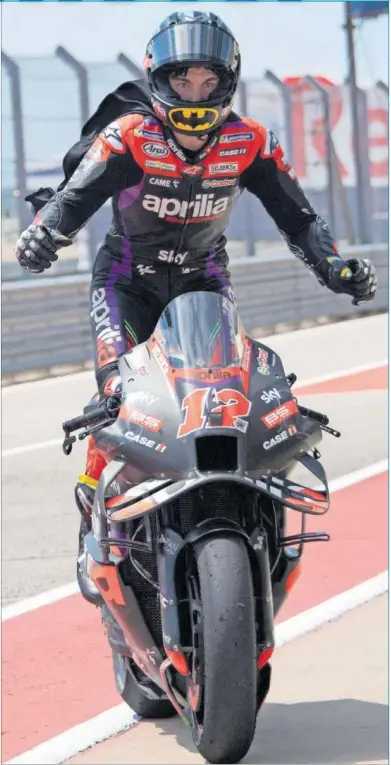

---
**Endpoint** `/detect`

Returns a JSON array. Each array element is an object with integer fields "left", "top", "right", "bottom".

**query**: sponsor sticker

[
  {"left": 220, "top": 132, "right": 254, "bottom": 143},
  {"left": 209, "top": 162, "right": 238, "bottom": 175},
  {"left": 101, "top": 123, "right": 123, "bottom": 151},
  {"left": 149, "top": 177, "right": 180, "bottom": 188},
  {"left": 158, "top": 249, "right": 188, "bottom": 265},
  {"left": 152, "top": 101, "right": 166, "bottom": 119},
  {"left": 261, "top": 387, "right": 281, "bottom": 405},
  {"left": 263, "top": 424, "right": 297, "bottom": 450},
  {"left": 191, "top": 369, "right": 234, "bottom": 381},
  {"left": 202, "top": 178, "right": 236, "bottom": 189},
  {"left": 219, "top": 148, "right": 247, "bottom": 157},
  {"left": 261, "top": 399, "right": 299, "bottom": 430},
  {"left": 180, "top": 164, "right": 205, "bottom": 177},
  {"left": 125, "top": 431, "right": 167, "bottom": 452},
  {"left": 134, "top": 128, "right": 164, "bottom": 141},
  {"left": 257, "top": 348, "right": 270, "bottom": 375},
  {"left": 127, "top": 409, "right": 164, "bottom": 433},
  {"left": 142, "top": 193, "right": 229, "bottom": 221},
  {"left": 152, "top": 343, "right": 169, "bottom": 375},
  {"left": 136, "top": 264, "right": 156, "bottom": 276},
  {"left": 145, "top": 160, "right": 176, "bottom": 172},
  {"left": 142, "top": 142, "right": 169, "bottom": 158},
  {"left": 241, "top": 338, "right": 252, "bottom": 373},
  {"left": 166, "top": 137, "right": 187, "bottom": 162}
]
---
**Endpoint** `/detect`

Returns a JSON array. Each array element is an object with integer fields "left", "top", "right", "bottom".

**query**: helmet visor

[{"left": 148, "top": 22, "right": 239, "bottom": 73}]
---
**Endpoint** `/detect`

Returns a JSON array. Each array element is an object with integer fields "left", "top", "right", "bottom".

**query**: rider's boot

[{"left": 75, "top": 436, "right": 107, "bottom": 605}]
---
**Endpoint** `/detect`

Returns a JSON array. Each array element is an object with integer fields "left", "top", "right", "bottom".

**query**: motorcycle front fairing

[{"left": 93, "top": 291, "right": 322, "bottom": 488}]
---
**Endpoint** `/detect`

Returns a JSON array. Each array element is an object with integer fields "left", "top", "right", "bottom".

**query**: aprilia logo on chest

[{"left": 142, "top": 193, "right": 229, "bottom": 221}]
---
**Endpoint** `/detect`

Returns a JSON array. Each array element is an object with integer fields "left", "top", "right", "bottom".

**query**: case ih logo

[{"left": 261, "top": 399, "right": 299, "bottom": 430}]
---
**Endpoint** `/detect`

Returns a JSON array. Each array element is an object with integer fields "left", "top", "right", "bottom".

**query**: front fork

[{"left": 86, "top": 519, "right": 302, "bottom": 707}]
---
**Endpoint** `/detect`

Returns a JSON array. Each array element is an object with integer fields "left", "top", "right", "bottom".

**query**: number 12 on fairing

[{"left": 177, "top": 387, "right": 252, "bottom": 438}]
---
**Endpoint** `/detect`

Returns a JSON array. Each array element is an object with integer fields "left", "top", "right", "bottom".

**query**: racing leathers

[{"left": 21, "top": 105, "right": 360, "bottom": 396}]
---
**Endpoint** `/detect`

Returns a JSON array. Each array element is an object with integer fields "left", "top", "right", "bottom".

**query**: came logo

[
  {"left": 142, "top": 193, "right": 229, "bottom": 221},
  {"left": 149, "top": 177, "right": 180, "bottom": 189},
  {"left": 142, "top": 142, "right": 169, "bottom": 158}
]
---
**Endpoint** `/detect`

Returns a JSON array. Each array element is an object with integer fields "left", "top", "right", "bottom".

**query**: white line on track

[
  {"left": 292, "top": 358, "right": 387, "bottom": 389},
  {"left": 2, "top": 359, "right": 387, "bottom": 459},
  {"left": 1, "top": 369, "right": 94, "bottom": 394},
  {"left": 2, "top": 438, "right": 64, "bottom": 458},
  {"left": 2, "top": 581, "right": 80, "bottom": 620},
  {"left": 5, "top": 571, "right": 388, "bottom": 765},
  {"left": 2, "top": 458, "right": 387, "bottom": 623}
]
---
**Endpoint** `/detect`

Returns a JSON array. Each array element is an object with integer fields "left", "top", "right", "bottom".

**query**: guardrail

[{"left": 2, "top": 243, "right": 388, "bottom": 384}]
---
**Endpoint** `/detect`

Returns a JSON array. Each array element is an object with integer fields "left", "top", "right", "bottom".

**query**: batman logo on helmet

[{"left": 168, "top": 107, "right": 219, "bottom": 132}]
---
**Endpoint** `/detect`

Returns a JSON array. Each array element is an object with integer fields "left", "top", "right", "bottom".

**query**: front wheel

[{"left": 190, "top": 535, "right": 258, "bottom": 764}]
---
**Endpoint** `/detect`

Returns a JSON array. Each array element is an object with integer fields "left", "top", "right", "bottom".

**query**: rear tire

[
  {"left": 112, "top": 650, "right": 176, "bottom": 719},
  {"left": 192, "top": 535, "right": 257, "bottom": 763}
]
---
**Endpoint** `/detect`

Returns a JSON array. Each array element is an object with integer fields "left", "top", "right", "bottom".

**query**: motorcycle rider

[{"left": 15, "top": 11, "right": 377, "bottom": 603}]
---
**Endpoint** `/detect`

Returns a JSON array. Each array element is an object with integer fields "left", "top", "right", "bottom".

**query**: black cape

[{"left": 26, "top": 79, "right": 155, "bottom": 213}]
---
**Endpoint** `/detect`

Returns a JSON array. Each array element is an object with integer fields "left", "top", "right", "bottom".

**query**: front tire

[{"left": 192, "top": 535, "right": 258, "bottom": 763}]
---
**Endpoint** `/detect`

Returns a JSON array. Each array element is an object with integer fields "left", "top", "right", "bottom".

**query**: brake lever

[
  {"left": 63, "top": 434, "right": 76, "bottom": 456},
  {"left": 78, "top": 418, "right": 114, "bottom": 440}
]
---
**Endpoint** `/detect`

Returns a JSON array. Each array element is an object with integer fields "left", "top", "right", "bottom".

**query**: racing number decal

[
  {"left": 177, "top": 389, "right": 207, "bottom": 437},
  {"left": 177, "top": 387, "right": 251, "bottom": 438}
]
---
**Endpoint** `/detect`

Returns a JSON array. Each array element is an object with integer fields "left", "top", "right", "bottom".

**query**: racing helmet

[{"left": 144, "top": 11, "right": 241, "bottom": 136}]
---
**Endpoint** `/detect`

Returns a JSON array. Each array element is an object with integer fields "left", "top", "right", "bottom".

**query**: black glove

[
  {"left": 15, "top": 223, "right": 72, "bottom": 274},
  {"left": 326, "top": 257, "right": 378, "bottom": 306},
  {"left": 102, "top": 374, "right": 123, "bottom": 417}
]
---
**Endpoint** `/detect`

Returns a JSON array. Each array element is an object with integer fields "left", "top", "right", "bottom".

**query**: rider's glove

[
  {"left": 103, "top": 374, "right": 122, "bottom": 398},
  {"left": 326, "top": 257, "right": 377, "bottom": 305},
  {"left": 15, "top": 223, "right": 72, "bottom": 274},
  {"left": 103, "top": 374, "right": 123, "bottom": 417}
]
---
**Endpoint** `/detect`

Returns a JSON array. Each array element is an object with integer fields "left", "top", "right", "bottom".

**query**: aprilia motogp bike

[{"left": 62, "top": 291, "right": 340, "bottom": 764}]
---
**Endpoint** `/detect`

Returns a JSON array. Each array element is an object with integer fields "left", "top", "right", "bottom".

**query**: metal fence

[
  {"left": 2, "top": 243, "right": 388, "bottom": 382},
  {"left": 2, "top": 49, "right": 389, "bottom": 280}
]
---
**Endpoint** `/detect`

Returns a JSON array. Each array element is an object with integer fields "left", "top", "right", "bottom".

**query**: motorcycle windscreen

[{"left": 152, "top": 291, "right": 244, "bottom": 370}]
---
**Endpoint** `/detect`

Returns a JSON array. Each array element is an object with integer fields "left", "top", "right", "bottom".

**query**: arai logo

[{"left": 142, "top": 142, "right": 169, "bottom": 158}]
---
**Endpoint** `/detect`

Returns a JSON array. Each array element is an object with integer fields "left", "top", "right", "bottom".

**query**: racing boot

[{"left": 75, "top": 437, "right": 107, "bottom": 606}]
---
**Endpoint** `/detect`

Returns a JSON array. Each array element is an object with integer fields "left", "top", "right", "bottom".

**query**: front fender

[{"left": 185, "top": 518, "right": 249, "bottom": 546}]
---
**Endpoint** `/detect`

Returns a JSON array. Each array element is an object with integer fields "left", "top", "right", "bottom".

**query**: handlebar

[
  {"left": 62, "top": 397, "right": 120, "bottom": 454},
  {"left": 63, "top": 407, "right": 109, "bottom": 434},
  {"left": 297, "top": 404, "right": 329, "bottom": 427}
]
